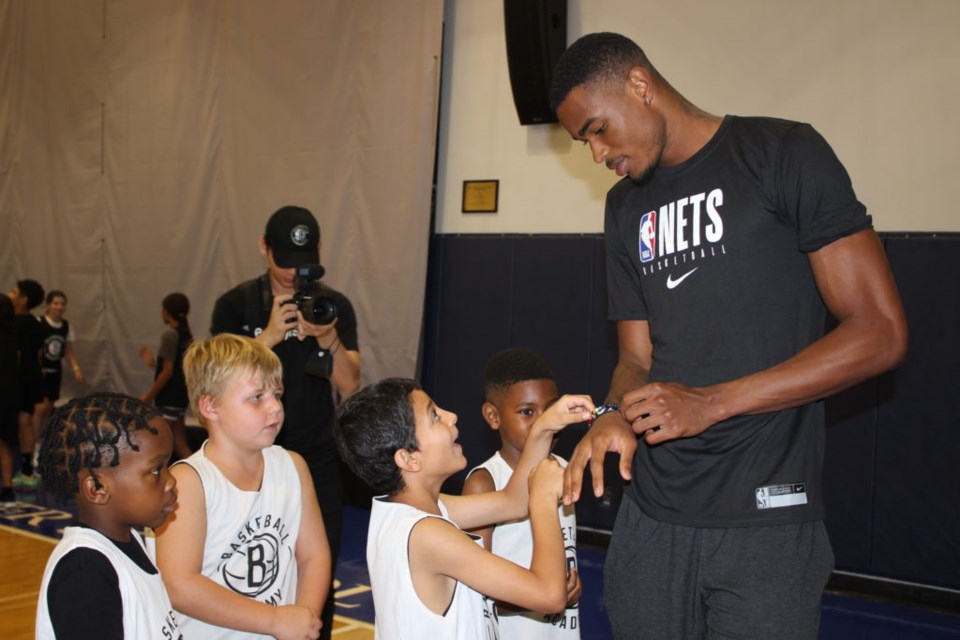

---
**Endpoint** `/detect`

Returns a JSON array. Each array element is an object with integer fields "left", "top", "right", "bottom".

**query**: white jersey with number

[
  {"left": 471, "top": 452, "right": 581, "bottom": 638},
  {"left": 174, "top": 442, "right": 302, "bottom": 639},
  {"left": 367, "top": 496, "right": 499, "bottom": 639},
  {"left": 36, "top": 527, "right": 181, "bottom": 639}
]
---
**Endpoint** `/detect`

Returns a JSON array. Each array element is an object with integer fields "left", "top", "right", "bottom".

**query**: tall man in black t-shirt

[
  {"left": 549, "top": 33, "right": 908, "bottom": 639},
  {"left": 211, "top": 205, "right": 361, "bottom": 639}
]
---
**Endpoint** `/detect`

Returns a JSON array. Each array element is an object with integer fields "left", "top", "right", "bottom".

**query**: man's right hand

[
  {"left": 259, "top": 295, "right": 300, "bottom": 347},
  {"left": 562, "top": 410, "right": 636, "bottom": 505}
]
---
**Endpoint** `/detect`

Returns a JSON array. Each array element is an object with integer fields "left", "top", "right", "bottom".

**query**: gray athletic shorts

[{"left": 604, "top": 495, "right": 834, "bottom": 640}]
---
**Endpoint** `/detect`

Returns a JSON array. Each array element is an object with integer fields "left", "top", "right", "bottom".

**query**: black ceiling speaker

[{"left": 503, "top": 0, "right": 568, "bottom": 125}]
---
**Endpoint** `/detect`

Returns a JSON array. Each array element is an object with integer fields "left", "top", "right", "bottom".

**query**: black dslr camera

[{"left": 289, "top": 264, "right": 338, "bottom": 325}]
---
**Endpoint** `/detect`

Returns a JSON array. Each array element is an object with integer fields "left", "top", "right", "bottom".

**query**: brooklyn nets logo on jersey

[{"left": 219, "top": 513, "right": 293, "bottom": 601}]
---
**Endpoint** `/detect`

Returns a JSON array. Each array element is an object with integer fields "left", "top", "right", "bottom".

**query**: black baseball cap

[{"left": 264, "top": 205, "right": 320, "bottom": 268}]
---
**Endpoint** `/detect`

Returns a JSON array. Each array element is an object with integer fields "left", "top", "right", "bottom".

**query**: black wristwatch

[{"left": 588, "top": 402, "right": 621, "bottom": 426}]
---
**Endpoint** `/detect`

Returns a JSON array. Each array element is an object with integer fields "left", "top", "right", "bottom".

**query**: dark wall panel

[
  {"left": 510, "top": 236, "right": 596, "bottom": 387},
  {"left": 823, "top": 379, "right": 880, "bottom": 573},
  {"left": 510, "top": 236, "right": 623, "bottom": 530},
  {"left": 422, "top": 235, "right": 516, "bottom": 486},
  {"left": 421, "top": 234, "right": 623, "bottom": 528},
  {"left": 869, "top": 235, "right": 960, "bottom": 589}
]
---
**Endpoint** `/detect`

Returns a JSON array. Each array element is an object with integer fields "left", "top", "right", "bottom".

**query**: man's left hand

[
  {"left": 622, "top": 381, "right": 719, "bottom": 444},
  {"left": 295, "top": 313, "right": 338, "bottom": 345}
]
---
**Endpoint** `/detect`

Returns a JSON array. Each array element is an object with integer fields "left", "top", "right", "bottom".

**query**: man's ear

[
  {"left": 258, "top": 235, "right": 269, "bottom": 259},
  {"left": 626, "top": 67, "right": 654, "bottom": 105},
  {"left": 481, "top": 402, "right": 501, "bottom": 431},
  {"left": 394, "top": 448, "right": 421, "bottom": 473},
  {"left": 79, "top": 471, "right": 110, "bottom": 506}
]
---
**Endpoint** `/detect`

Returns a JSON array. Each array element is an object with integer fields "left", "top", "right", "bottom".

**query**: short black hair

[
  {"left": 17, "top": 279, "right": 45, "bottom": 310},
  {"left": 335, "top": 377, "right": 421, "bottom": 496},
  {"left": 45, "top": 290, "right": 67, "bottom": 305},
  {"left": 39, "top": 393, "right": 161, "bottom": 502},
  {"left": 483, "top": 347, "right": 555, "bottom": 401},
  {"left": 549, "top": 32, "right": 653, "bottom": 112}
]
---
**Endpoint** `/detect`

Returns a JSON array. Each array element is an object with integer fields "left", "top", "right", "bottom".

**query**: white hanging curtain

[{"left": 0, "top": 0, "right": 444, "bottom": 395}]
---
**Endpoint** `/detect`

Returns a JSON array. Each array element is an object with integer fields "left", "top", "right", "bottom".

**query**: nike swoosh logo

[{"left": 666, "top": 268, "right": 698, "bottom": 289}]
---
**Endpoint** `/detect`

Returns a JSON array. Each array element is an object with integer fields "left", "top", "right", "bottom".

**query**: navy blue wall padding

[
  {"left": 419, "top": 232, "right": 960, "bottom": 588},
  {"left": 421, "top": 234, "right": 623, "bottom": 530},
  {"left": 868, "top": 235, "right": 960, "bottom": 590},
  {"left": 823, "top": 378, "right": 880, "bottom": 573}
]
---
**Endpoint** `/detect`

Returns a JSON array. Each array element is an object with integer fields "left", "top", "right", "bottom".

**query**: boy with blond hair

[{"left": 156, "top": 333, "right": 330, "bottom": 640}]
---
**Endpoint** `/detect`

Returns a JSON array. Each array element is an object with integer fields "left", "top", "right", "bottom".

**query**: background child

[
  {"left": 8, "top": 279, "right": 45, "bottom": 489},
  {"left": 464, "top": 348, "right": 582, "bottom": 637},
  {"left": 139, "top": 292, "right": 193, "bottom": 460},
  {"left": 35, "top": 392, "right": 181, "bottom": 639},
  {"left": 33, "top": 290, "right": 85, "bottom": 468},
  {"left": 335, "top": 377, "right": 593, "bottom": 639},
  {"left": 155, "top": 333, "right": 329, "bottom": 640},
  {"left": 0, "top": 296, "right": 20, "bottom": 506}
]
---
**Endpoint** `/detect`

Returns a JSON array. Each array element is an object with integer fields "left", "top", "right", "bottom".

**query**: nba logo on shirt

[{"left": 639, "top": 211, "right": 656, "bottom": 263}]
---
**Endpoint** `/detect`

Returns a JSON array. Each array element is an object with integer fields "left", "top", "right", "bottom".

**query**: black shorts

[
  {"left": 0, "top": 407, "right": 18, "bottom": 443},
  {"left": 19, "top": 369, "right": 44, "bottom": 413},
  {"left": 42, "top": 369, "right": 63, "bottom": 402}
]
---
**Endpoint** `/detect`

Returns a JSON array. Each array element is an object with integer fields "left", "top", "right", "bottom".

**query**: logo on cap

[{"left": 290, "top": 225, "right": 311, "bottom": 247}]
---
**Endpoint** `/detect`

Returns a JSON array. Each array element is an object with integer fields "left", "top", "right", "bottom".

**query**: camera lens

[{"left": 302, "top": 295, "right": 337, "bottom": 325}]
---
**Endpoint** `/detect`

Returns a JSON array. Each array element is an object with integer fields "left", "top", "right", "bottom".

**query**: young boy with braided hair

[
  {"left": 36, "top": 392, "right": 181, "bottom": 639},
  {"left": 464, "top": 347, "right": 582, "bottom": 637},
  {"left": 335, "top": 377, "right": 593, "bottom": 639},
  {"left": 155, "top": 333, "right": 329, "bottom": 640}
]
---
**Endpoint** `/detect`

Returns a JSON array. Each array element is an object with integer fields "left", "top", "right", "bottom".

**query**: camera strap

[{"left": 237, "top": 274, "right": 273, "bottom": 337}]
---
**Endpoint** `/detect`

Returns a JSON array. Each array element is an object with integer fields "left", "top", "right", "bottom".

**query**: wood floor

[
  {"left": 0, "top": 525, "right": 55, "bottom": 640},
  {"left": 0, "top": 524, "right": 373, "bottom": 639}
]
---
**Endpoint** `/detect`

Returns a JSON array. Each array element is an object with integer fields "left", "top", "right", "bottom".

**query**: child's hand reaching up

[
  {"left": 450, "top": 394, "right": 594, "bottom": 532},
  {"left": 531, "top": 394, "right": 595, "bottom": 435},
  {"left": 528, "top": 457, "right": 566, "bottom": 505},
  {"left": 512, "top": 394, "right": 594, "bottom": 506}
]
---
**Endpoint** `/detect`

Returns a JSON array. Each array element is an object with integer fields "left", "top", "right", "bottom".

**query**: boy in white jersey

[
  {"left": 155, "top": 333, "right": 330, "bottom": 640},
  {"left": 464, "top": 348, "right": 582, "bottom": 638},
  {"left": 335, "top": 377, "right": 594, "bottom": 639},
  {"left": 36, "top": 393, "right": 181, "bottom": 639}
]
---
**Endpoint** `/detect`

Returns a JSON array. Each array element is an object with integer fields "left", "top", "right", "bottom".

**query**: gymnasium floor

[{"left": 2, "top": 491, "right": 959, "bottom": 639}]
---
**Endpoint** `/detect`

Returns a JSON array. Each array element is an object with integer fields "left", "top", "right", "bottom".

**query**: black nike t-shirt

[{"left": 605, "top": 115, "right": 870, "bottom": 527}]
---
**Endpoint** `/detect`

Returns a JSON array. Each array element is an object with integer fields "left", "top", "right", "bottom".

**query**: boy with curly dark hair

[{"left": 35, "top": 392, "right": 181, "bottom": 639}]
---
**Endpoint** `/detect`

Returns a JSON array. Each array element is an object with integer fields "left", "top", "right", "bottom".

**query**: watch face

[{"left": 588, "top": 403, "right": 620, "bottom": 426}]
